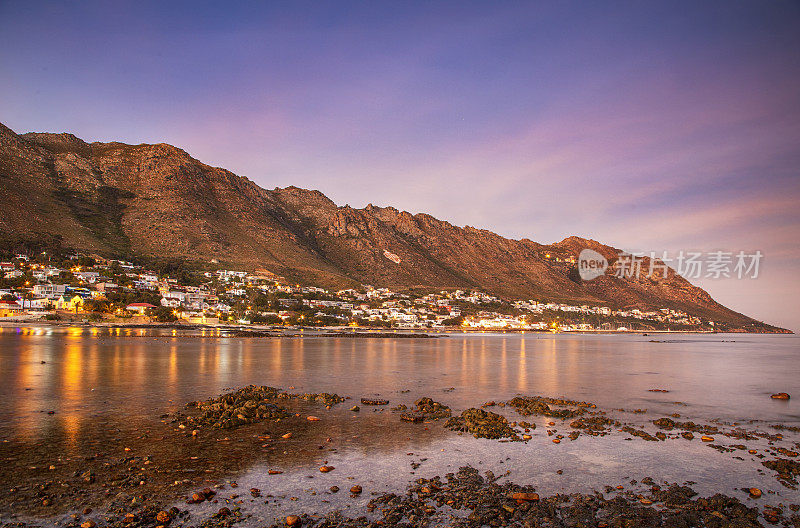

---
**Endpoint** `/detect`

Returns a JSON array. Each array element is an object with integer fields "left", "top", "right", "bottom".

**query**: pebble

[
  {"left": 319, "top": 465, "right": 335, "bottom": 473},
  {"left": 770, "top": 393, "right": 790, "bottom": 400},
  {"left": 156, "top": 511, "right": 171, "bottom": 523},
  {"left": 282, "top": 432, "right": 293, "bottom": 439},
  {"left": 510, "top": 492, "right": 539, "bottom": 501},
  {"left": 749, "top": 488, "right": 762, "bottom": 498},
  {"left": 701, "top": 436, "right": 714, "bottom": 442},
  {"left": 80, "top": 522, "right": 96, "bottom": 528},
  {"left": 307, "top": 416, "right": 320, "bottom": 421},
  {"left": 286, "top": 515, "right": 301, "bottom": 526},
  {"left": 350, "top": 485, "right": 362, "bottom": 494},
  {"left": 522, "top": 434, "right": 532, "bottom": 440},
  {"left": 351, "top": 406, "right": 360, "bottom": 412}
]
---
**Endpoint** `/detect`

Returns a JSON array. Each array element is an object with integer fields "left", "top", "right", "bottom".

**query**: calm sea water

[
  {"left": 1, "top": 327, "right": 797, "bottom": 441},
  {"left": 1, "top": 326, "right": 798, "bottom": 523}
]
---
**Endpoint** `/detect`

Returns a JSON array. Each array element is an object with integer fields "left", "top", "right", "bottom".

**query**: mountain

[{"left": 0, "top": 122, "right": 786, "bottom": 332}]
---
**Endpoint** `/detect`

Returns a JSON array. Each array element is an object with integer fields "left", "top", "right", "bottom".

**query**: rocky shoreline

[
  {"left": 2, "top": 385, "right": 799, "bottom": 528},
  {"left": 266, "top": 465, "right": 794, "bottom": 528},
  {"left": 2, "top": 321, "right": 791, "bottom": 335}
]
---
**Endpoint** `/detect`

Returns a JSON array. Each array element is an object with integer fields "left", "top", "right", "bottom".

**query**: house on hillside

[
  {"left": 55, "top": 295, "right": 85, "bottom": 312},
  {"left": 33, "top": 284, "right": 67, "bottom": 299},
  {"left": 125, "top": 302, "right": 157, "bottom": 314},
  {"left": 0, "top": 299, "right": 23, "bottom": 317}
]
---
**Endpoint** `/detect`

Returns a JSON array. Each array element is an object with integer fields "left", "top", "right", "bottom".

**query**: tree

[
  {"left": 146, "top": 306, "right": 178, "bottom": 323},
  {"left": 84, "top": 298, "right": 110, "bottom": 313},
  {"left": 250, "top": 313, "right": 282, "bottom": 325},
  {"left": 441, "top": 316, "right": 463, "bottom": 327}
]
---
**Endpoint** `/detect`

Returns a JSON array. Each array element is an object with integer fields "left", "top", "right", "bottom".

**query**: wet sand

[{"left": 1, "top": 384, "right": 799, "bottom": 527}]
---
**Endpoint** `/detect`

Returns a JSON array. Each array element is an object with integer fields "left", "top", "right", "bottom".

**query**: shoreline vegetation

[{"left": 1, "top": 384, "right": 798, "bottom": 527}]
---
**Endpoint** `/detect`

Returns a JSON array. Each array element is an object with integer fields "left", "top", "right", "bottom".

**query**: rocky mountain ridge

[{"left": 0, "top": 122, "right": 785, "bottom": 331}]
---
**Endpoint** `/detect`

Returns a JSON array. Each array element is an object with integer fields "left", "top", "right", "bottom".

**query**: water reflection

[{"left": 0, "top": 329, "right": 797, "bottom": 450}]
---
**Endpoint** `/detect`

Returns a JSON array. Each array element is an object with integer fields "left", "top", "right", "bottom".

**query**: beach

[{"left": 1, "top": 328, "right": 798, "bottom": 527}]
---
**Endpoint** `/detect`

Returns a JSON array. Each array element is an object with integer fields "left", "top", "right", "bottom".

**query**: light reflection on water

[
  {"left": 0, "top": 328, "right": 799, "bottom": 523},
  {"left": 0, "top": 329, "right": 798, "bottom": 447}
]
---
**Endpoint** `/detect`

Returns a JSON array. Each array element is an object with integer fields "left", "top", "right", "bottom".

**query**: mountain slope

[{"left": 0, "top": 122, "right": 784, "bottom": 331}]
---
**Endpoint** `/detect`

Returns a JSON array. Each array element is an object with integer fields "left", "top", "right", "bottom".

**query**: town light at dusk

[{"left": 0, "top": 1, "right": 798, "bottom": 526}]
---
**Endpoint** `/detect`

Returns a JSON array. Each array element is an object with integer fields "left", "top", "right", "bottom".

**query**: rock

[
  {"left": 123, "top": 513, "right": 135, "bottom": 523},
  {"left": 552, "top": 438, "right": 560, "bottom": 444},
  {"left": 156, "top": 511, "right": 171, "bottom": 524},
  {"left": 701, "top": 435, "right": 714, "bottom": 442},
  {"left": 522, "top": 434, "right": 532, "bottom": 440},
  {"left": 250, "top": 487, "right": 261, "bottom": 497},
  {"left": 330, "top": 485, "right": 339, "bottom": 492},
  {"left": 350, "top": 405, "right": 360, "bottom": 412},
  {"left": 654, "top": 418, "right": 676, "bottom": 429},
  {"left": 80, "top": 522, "right": 96, "bottom": 528},
  {"left": 771, "top": 393, "right": 790, "bottom": 400},
  {"left": 510, "top": 492, "right": 539, "bottom": 501},
  {"left": 319, "top": 465, "right": 335, "bottom": 472},
  {"left": 307, "top": 416, "right": 320, "bottom": 421},
  {"left": 217, "top": 507, "right": 231, "bottom": 516},
  {"left": 762, "top": 458, "right": 800, "bottom": 485},
  {"left": 400, "top": 412, "right": 424, "bottom": 423},
  {"left": 360, "top": 398, "right": 389, "bottom": 405},
  {"left": 286, "top": 515, "right": 301, "bottom": 526},
  {"left": 269, "top": 469, "right": 283, "bottom": 474},
  {"left": 506, "top": 395, "right": 593, "bottom": 419},
  {"left": 749, "top": 488, "right": 762, "bottom": 498},
  {"left": 282, "top": 432, "right": 293, "bottom": 439},
  {"left": 444, "top": 408, "right": 516, "bottom": 439},
  {"left": 411, "top": 397, "right": 452, "bottom": 419},
  {"left": 350, "top": 485, "right": 362, "bottom": 494}
]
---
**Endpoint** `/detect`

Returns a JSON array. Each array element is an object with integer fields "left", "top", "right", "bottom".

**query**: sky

[{"left": 1, "top": 1, "right": 799, "bottom": 330}]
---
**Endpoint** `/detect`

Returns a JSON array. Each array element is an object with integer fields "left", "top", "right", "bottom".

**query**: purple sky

[{"left": 1, "top": 1, "right": 799, "bottom": 330}]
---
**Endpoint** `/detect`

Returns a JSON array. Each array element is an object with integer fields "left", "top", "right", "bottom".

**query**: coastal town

[{"left": 0, "top": 252, "right": 712, "bottom": 332}]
